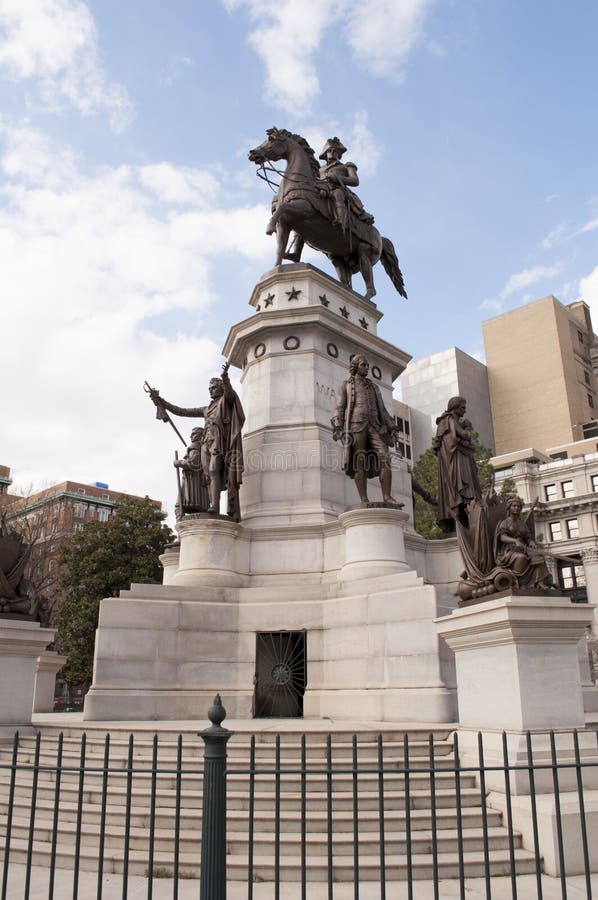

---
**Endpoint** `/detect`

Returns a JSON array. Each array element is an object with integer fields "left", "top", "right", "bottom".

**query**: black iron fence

[{"left": 0, "top": 700, "right": 597, "bottom": 899}]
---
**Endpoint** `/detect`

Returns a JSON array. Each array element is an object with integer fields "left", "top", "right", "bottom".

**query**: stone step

[
  {"left": 232, "top": 849, "right": 540, "bottom": 883},
  {"left": 1, "top": 769, "right": 474, "bottom": 798},
  {"left": 0, "top": 795, "right": 504, "bottom": 832},
  {"left": 4, "top": 781, "right": 488, "bottom": 813},
  {"left": 0, "top": 745, "right": 455, "bottom": 767},
  {"left": 0, "top": 840, "right": 539, "bottom": 881},
  {"left": 0, "top": 816, "right": 520, "bottom": 857},
  {"left": 0, "top": 733, "right": 453, "bottom": 760},
  {"left": 23, "top": 726, "right": 455, "bottom": 745}
]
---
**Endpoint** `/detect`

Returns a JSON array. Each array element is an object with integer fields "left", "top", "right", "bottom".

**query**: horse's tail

[{"left": 380, "top": 237, "right": 407, "bottom": 299}]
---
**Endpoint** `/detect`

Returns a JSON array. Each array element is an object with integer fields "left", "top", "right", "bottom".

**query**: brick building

[{"left": 2, "top": 466, "right": 163, "bottom": 622}]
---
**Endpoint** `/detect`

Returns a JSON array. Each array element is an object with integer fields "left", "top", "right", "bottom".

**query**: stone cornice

[
  {"left": 436, "top": 595, "right": 594, "bottom": 651},
  {"left": 223, "top": 305, "right": 411, "bottom": 378}
]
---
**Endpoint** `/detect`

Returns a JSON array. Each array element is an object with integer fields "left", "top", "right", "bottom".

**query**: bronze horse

[{"left": 249, "top": 128, "right": 407, "bottom": 302}]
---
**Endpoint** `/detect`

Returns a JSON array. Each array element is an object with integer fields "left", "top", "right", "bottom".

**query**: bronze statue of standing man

[
  {"left": 148, "top": 363, "right": 245, "bottom": 521},
  {"left": 332, "top": 355, "right": 400, "bottom": 506}
]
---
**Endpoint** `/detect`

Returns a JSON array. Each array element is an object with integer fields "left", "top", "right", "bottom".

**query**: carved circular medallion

[
  {"left": 371, "top": 365, "right": 382, "bottom": 380},
  {"left": 271, "top": 663, "right": 292, "bottom": 686},
  {"left": 327, "top": 342, "right": 339, "bottom": 358},
  {"left": 254, "top": 343, "right": 266, "bottom": 358},
  {"left": 283, "top": 335, "right": 300, "bottom": 351}
]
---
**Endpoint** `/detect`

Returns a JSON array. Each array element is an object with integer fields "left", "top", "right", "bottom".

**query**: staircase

[{"left": 0, "top": 723, "right": 538, "bottom": 884}]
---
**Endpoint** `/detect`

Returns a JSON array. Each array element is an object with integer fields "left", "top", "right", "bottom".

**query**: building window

[
  {"left": 77, "top": 488, "right": 86, "bottom": 494},
  {"left": 495, "top": 467, "right": 514, "bottom": 480},
  {"left": 549, "top": 451, "right": 568, "bottom": 460},
  {"left": 559, "top": 563, "right": 586, "bottom": 590},
  {"left": 589, "top": 394, "right": 595, "bottom": 410},
  {"left": 544, "top": 484, "right": 557, "bottom": 501},
  {"left": 549, "top": 522, "right": 562, "bottom": 541},
  {"left": 397, "top": 441, "right": 405, "bottom": 456},
  {"left": 592, "top": 474, "right": 598, "bottom": 493},
  {"left": 97, "top": 508, "right": 110, "bottom": 522},
  {"left": 74, "top": 502, "right": 87, "bottom": 518},
  {"left": 585, "top": 371, "right": 591, "bottom": 385},
  {"left": 74, "top": 522, "right": 84, "bottom": 532},
  {"left": 404, "top": 420, "right": 410, "bottom": 435},
  {"left": 395, "top": 417, "right": 404, "bottom": 432},
  {"left": 566, "top": 518, "right": 579, "bottom": 538},
  {"left": 561, "top": 480, "right": 574, "bottom": 498},
  {"left": 406, "top": 445, "right": 411, "bottom": 460},
  {"left": 583, "top": 421, "right": 598, "bottom": 438}
]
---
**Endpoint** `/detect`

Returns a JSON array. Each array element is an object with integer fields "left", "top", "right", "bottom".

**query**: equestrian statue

[{"left": 248, "top": 128, "right": 407, "bottom": 302}]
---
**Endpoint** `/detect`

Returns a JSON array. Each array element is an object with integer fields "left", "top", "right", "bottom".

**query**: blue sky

[{"left": 1, "top": 0, "right": 597, "bottom": 510}]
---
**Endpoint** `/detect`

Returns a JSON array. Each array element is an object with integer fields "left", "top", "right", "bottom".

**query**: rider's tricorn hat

[{"left": 319, "top": 137, "right": 347, "bottom": 160}]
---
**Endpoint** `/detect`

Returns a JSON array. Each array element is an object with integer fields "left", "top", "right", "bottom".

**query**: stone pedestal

[
  {"left": 436, "top": 594, "right": 593, "bottom": 732},
  {"left": 0, "top": 620, "right": 55, "bottom": 739},
  {"left": 84, "top": 264, "right": 453, "bottom": 724},
  {"left": 437, "top": 593, "right": 598, "bottom": 875},
  {"left": 339, "top": 506, "right": 410, "bottom": 580},
  {"left": 172, "top": 517, "right": 246, "bottom": 587},
  {"left": 582, "top": 547, "right": 598, "bottom": 634},
  {"left": 223, "top": 263, "right": 412, "bottom": 527},
  {"left": 33, "top": 650, "right": 67, "bottom": 713}
]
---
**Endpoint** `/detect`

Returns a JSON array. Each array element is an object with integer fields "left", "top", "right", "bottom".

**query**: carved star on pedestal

[
  {"left": 263, "top": 293, "right": 275, "bottom": 308},
  {"left": 286, "top": 286, "right": 301, "bottom": 301},
  {"left": 359, "top": 317, "right": 369, "bottom": 330},
  {"left": 319, "top": 293, "right": 330, "bottom": 307},
  {"left": 339, "top": 305, "right": 350, "bottom": 319}
]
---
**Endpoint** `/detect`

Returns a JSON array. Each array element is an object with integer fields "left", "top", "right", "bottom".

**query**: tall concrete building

[
  {"left": 483, "top": 296, "right": 598, "bottom": 455},
  {"left": 399, "top": 347, "right": 495, "bottom": 460}
]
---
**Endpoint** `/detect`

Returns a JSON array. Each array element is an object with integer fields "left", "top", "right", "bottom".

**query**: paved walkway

[
  {"left": 2, "top": 865, "right": 594, "bottom": 899},
  {"left": 31, "top": 713, "right": 459, "bottom": 734}
]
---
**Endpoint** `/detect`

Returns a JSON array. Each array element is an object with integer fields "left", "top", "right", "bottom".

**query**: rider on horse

[{"left": 318, "top": 137, "right": 375, "bottom": 234}]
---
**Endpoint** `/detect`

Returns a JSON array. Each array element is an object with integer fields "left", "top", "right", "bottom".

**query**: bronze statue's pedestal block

[
  {"left": 0, "top": 619, "right": 55, "bottom": 740},
  {"left": 437, "top": 595, "right": 598, "bottom": 877},
  {"left": 338, "top": 506, "right": 410, "bottom": 580},
  {"left": 33, "top": 650, "right": 67, "bottom": 713},
  {"left": 171, "top": 517, "right": 246, "bottom": 587},
  {"left": 436, "top": 593, "right": 593, "bottom": 732}
]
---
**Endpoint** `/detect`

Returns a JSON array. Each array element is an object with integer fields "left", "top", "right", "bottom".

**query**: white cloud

[
  {"left": 578, "top": 216, "right": 598, "bottom": 236},
  {"left": 223, "top": 0, "right": 333, "bottom": 110},
  {"left": 301, "top": 109, "right": 383, "bottom": 179},
  {"left": 159, "top": 52, "right": 194, "bottom": 87},
  {"left": 346, "top": 110, "right": 382, "bottom": 178},
  {"left": 541, "top": 213, "right": 598, "bottom": 250},
  {"left": 499, "top": 264, "right": 562, "bottom": 299},
  {"left": 479, "top": 297, "right": 505, "bottom": 315},
  {"left": 541, "top": 221, "right": 569, "bottom": 250},
  {"left": 0, "top": 0, "right": 132, "bottom": 131},
  {"left": 344, "top": 0, "right": 432, "bottom": 79},
  {"left": 138, "top": 163, "right": 221, "bottom": 208},
  {"left": 481, "top": 264, "right": 563, "bottom": 315},
  {"left": 580, "top": 265, "right": 598, "bottom": 309},
  {"left": 1, "top": 123, "right": 271, "bottom": 515},
  {"left": 222, "top": 0, "right": 432, "bottom": 112}
]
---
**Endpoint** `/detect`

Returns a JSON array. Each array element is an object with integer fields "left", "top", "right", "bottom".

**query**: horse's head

[{"left": 248, "top": 127, "right": 288, "bottom": 165}]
